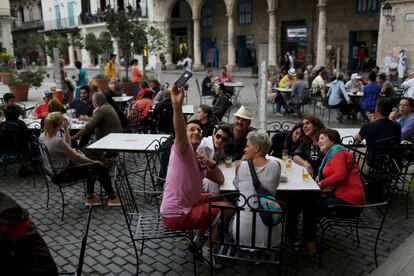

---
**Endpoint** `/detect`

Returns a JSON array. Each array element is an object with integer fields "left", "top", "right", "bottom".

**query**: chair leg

[
  {"left": 44, "top": 175, "right": 50, "bottom": 208},
  {"left": 58, "top": 186, "right": 65, "bottom": 220},
  {"left": 318, "top": 227, "right": 326, "bottom": 268}
]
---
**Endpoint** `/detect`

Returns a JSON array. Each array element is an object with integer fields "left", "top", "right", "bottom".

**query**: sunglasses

[{"left": 215, "top": 133, "right": 228, "bottom": 143}]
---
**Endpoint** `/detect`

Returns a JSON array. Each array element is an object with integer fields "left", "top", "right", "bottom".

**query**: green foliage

[
  {"left": 121, "top": 76, "right": 131, "bottom": 82},
  {"left": 37, "top": 32, "right": 70, "bottom": 60},
  {"left": 72, "top": 34, "right": 84, "bottom": 49},
  {"left": 0, "top": 53, "right": 13, "bottom": 62},
  {"left": 94, "top": 73, "right": 105, "bottom": 80},
  {"left": 84, "top": 33, "right": 104, "bottom": 58},
  {"left": 0, "top": 67, "right": 15, "bottom": 73},
  {"left": 9, "top": 69, "right": 46, "bottom": 88},
  {"left": 146, "top": 26, "right": 170, "bottom": 55}
]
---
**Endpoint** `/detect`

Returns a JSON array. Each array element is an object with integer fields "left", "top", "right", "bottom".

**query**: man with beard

[{"left": 224, "top": 105, "right": 256, "bottom": 160}]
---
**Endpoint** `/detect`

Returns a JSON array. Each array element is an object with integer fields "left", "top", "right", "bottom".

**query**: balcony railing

[
  {"left": 44, "top": 17, "right": 78, "bottom": 31},
  {"left": 12, "top": 20, "right": 44, "bottom": 31},
  {"left": 79, "top": 1, "right": 148, "bottom": 26}
]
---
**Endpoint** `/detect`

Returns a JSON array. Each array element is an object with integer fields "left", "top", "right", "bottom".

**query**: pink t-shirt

[{"left": 160, "top": 142, "right": 206, "bottom": 217}]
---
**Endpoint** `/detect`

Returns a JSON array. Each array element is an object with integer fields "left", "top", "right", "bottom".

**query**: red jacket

[{"left": 320, "top": 150, "right": 366, "bottom": 205}]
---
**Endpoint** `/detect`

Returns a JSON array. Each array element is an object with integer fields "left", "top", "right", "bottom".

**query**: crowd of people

[{"left": 1, "top": 53, "right": 413, "bottom": 272}]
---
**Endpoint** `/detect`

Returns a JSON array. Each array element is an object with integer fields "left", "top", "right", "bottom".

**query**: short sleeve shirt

[
  {"left": 160, "top": 142, "right": 206, "bottom": 216},
  {"left": 68, "top": 99, "right": 94, "bottom": 118}
]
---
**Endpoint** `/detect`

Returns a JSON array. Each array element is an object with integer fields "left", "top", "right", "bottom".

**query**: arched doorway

[{"left": 169, "top": 0, "right": 193, "bottom": 63}]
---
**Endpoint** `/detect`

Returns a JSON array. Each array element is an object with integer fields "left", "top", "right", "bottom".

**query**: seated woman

[
  {"left": 40, "top": 112, "right": 121, "bottom": 206},
  {"left": 231, "top": 131, "right": 282, "bottom": 247},
  {"left": 128, "top": 90, "right": 154, "bottom": 128},
  {"left": 303, "top": 129, "right": 366, "bottom": 255},
  {"left": 288, "top": 115, "right": 325, "bottom": 243},
  {"left": 270, "top": 122, "right": 303, "bottom": 158},
  {"left": 195, "top": 105, "right": 215, "bottom": 137},
  {"left": 197, "top": 125, "right": 230, "bottom": 193}
]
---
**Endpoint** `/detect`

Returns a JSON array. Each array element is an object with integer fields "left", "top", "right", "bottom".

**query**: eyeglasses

[{"left": 215, "top": 133, "right": 228, "bottom": 143}]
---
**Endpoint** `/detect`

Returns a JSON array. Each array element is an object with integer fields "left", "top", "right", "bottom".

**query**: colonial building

[
  {"left": 0, "top": 0, "right": 14, "bottom": 55},
  {"left": 151, "top": 0, "right": 381, "bottom": 73},
  {"left": 11, "top": 0, "right": 43, "bottom": 62}
]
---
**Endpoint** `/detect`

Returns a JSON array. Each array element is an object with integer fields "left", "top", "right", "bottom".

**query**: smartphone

[{"left": 176, "top": 69, "right": 193, "bottom": 88}]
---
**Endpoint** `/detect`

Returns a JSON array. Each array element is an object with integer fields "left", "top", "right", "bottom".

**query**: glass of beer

[
  {"left": 224, "top": 155, "right": 232, "bottom": 168},
  {"left": 282, "top": 150, "right": 288, "bottom": 164},
  {"left": 286, "top": 158, "right": 292, "bottom": 170},
  {"left": 302, "top": 168, "right": 310, "bottom": 181}
]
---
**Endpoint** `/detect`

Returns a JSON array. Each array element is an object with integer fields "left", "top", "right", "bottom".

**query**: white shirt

[
  {"left": 402, "top": 78, "right": 414, "bottom": 99},
  {"left": 183, "top": 57, "right": 192, "bottom": 71}
]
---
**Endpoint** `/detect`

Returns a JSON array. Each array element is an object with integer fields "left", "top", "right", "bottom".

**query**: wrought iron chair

[
  {"left": 196, "top": 78, "right": 214, "bottom": 105},
  {"left": 50, "top": 206, "right": 93, "bottom": 276},
  {"left": 318, "top": 154, "right": 393, "bottom": 268},
  {"left": 34, "top": 138, "right": 100, "bottom": 220},
  {"left": 208, "top": 193, "right": 286, "bottom": 275},
  {"left": 113, "top": 159, "right": 198, "bottom": 276},
  {"left": 266, "top": 120, "right": 297, "bottom": 138}
]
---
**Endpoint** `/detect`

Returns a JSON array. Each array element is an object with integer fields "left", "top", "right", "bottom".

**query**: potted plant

[
  {"left": 8, "top": 69, "right": 46, "bottom": 101},
  {"left": 0, "top": 67, "right": 16, "bottom": 85},
  {"left": 92, "top": 73, "right": 108, "bottom": 92},
  {"left": 120, "top": 76, "right": 134, "bottom": 96}
]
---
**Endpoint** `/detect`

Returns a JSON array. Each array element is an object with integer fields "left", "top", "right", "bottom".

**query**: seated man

[
  {"left": 276, "top": 68, "right": 297, "bottom": 116},
  {"left": 345, "top": 73, "right": 364, "bottom": 92},
  {"left": 160, "top": 84, "right": 229, "bottom": 265},
  {"left": 72, "top": 92, "right": 123, "bottom": 160},
  {"left": 327, "top": 73, "right": 353, "bottom": 122},
  {"left": 66, "top": 85, "right": 94, "bottom": 148},
  {"left": 34, "top": 90, "right": 53, "bottom": 119},
  {"left": 211, "top": 83, "right": 231, "bottom": 121},
  {"left": 66, "top": 85, "right": 94, "bottom": 118},
  {"left": 224, "top": 106, "right": 256, "bottom": 160},
  {"left": 0, "top": 106, "right": 31, "bottom": 176},
  {"left": 389, "top": 98, "right": 414, "bottom": 143},
  {"left": 0, "top": 93, "right": 25, "bottom": 118},
  {"left": 151, "top": 90, "right": 174, "bottom": 134},
  {"left": 202, "top": 70, "right": 214, "bottom": 96},
  {"left": 360, "top": 71, "right": 381, "bottom": 121},
  {"left": 216, "top": 66, "right": 232, "bottom": 83},
  {"left": 287, "top": 71, "right": 308, "bottom": 117}
]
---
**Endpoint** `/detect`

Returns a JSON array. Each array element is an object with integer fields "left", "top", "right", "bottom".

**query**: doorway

[
  {"left": 202, "top": 38, "right": 218, "bottom": 68},
  {"left": 281, "top": 20, "right": 307, "bottom": 70},
  {"left": 348, "top": 30, "right": 378, "bottom": 72}
]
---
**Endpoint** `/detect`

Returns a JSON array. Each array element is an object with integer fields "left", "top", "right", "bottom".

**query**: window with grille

[
  {"left": 238, "top": 0, "right": 252, "bottom": 25},
  {"left": 356, "top": 0, "right": 379, "bottom": 13},
  {"left": 201, "top": 6, "right": 213, "bottom": 27}
]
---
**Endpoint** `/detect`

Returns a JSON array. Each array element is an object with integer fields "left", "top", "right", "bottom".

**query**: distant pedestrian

[
  {"left": 131, "top": 59, "right": 142, "bottom": 98},
  {"left": 183, "top": 54, "right": 192, "bottom": 71},
  {"left": 104, "top": 54, "right": 117, "bottom": 80},
  {"left": 74, "top": 61, "right": 87, "bottom": 100}
]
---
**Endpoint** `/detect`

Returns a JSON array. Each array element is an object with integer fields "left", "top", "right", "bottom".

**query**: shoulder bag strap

[{"left": 247, "top": 160, "right": 261, "bottom": 192}]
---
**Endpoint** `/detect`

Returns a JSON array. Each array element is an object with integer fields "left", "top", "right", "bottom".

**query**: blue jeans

[{"left": 132, "top": 82, "right": 141, "bottom": 98}]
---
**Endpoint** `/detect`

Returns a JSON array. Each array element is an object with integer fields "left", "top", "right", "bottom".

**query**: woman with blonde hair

[{"left": 40, "top": 112, "right": 121, "bottom": 206}]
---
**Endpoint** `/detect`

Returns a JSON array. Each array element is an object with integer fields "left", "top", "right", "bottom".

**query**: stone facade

[
  {"left": 0, "top": 0, "right": 14, "bottom": 55},
  {"left": 377, "top": 0, "right": 414, "bottom": 71},
  {"left": 153, "top": 0, "right": 380, "bottom": 72}
]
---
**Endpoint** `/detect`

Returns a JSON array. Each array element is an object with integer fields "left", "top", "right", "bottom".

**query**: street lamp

[{"left": 382, "top": 2, "right": 395, "bottom": 31}]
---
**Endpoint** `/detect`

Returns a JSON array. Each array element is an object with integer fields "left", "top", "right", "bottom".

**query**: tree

[
  {"left": 37, "top": 32, "right": 70, "bottom": 61},
  {"left": 84, "top": 33, "right": 104, "bottom": 66},
  {"left": 105, "top": 6, "right": 147, "bottom": 78}
]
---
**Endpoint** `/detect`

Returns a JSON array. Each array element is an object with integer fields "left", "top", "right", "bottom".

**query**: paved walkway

[{"left": 370, "top": 232, "right": 414, "bottom": 276}]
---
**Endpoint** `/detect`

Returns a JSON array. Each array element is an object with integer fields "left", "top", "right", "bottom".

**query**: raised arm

[{"left": 171, "top": 84, "right": 187, "bottom": 152}]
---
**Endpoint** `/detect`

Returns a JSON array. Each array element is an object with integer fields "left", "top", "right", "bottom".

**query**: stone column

[
  {"left": 67, "top": 33, "right": 75, "bottom": 67},
  {"left": 316, "top": 0, "right": 327, "bottom": 68},
  {"left": 226, "top": 12, "right": 237, "bottom": 72},
  {"left": 163, "top": 23, "right": 175, "bottom": 70},
  {"left": 46, "top": 53, "right": 54, "bottom": 67},
  {"left": 193, "top": 17, "right": 204, "bottom": 71},
  {"left": 268, "top": 9, "right": 277, "bottom": 72}
]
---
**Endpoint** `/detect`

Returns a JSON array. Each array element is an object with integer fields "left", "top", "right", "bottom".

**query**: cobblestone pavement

[
  {"left": 2, "top": 69, "right": 409, "bottom": 275},
  {"left": 2, "top": 153, "right": 414, "bottom": 275}
]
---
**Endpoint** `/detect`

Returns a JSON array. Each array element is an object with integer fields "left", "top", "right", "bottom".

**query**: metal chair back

[{"left": 208, "top": 193, "right": 286, "bottom": 273}]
